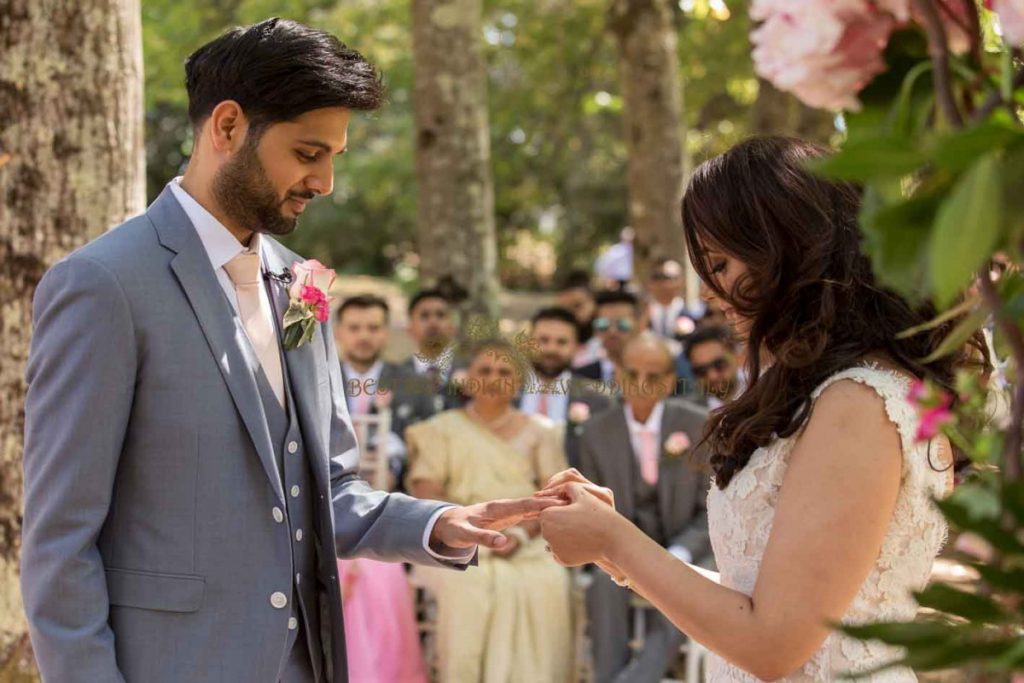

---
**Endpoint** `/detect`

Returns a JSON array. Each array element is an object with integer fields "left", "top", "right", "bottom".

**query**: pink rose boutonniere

[
  {"left": 282, "top": 259, "right": 336, "bottom": 350},
  {"left": 664, "top": 431, "right": 692, "bottom": 459}
]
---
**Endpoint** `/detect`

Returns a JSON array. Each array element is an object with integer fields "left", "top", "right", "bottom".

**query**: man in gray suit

[
  {"left": 579, "top": 333, "right": 713, "bottom": 683},
  {"left": 21, "top": 19, "right": 555, "bottom": 683}
]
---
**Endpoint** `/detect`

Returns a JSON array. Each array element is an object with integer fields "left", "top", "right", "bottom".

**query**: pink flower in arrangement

[
  {"left": 664, "top": 431, "right": 692, "bottom": 457},
  {"left": 289, "top": 259, "right": 336, "bottom": 300},
  {"left": 751, "top": 0, "right": 895, "bottom": 110},
  {"left": 567, "top": 401, "right": 591, "bottom": 424},
  {"left": 990, "top": 0, "right": 1024, "bottom": 44},
  {"left": 906, "top": 379, "right": 956, "bottom": 443},
  {"left": 280, "top": 259, "right": 337, "bottom": 350}
]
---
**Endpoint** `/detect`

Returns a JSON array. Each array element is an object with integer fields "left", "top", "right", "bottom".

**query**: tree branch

[
  {"left": 913, "top": 0, "right": 965, "bottom": 127},
  {"left": 976, "top": 269, "right": 1023, "bottom": 483}
]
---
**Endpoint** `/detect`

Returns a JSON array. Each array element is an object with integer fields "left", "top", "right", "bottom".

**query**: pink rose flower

[
  {"left": 300, "top": 284, "right": 327, "bottom": 306},
  {"left": 290, "top": 259, "right": 336, "bottom": 300},
  {"left": 991, "top": 0, "right": 1024, "bottom": 44},
  {"left": 314, "top": 300, "right": 330, "bottom": 323},
  {"left": 906, "top": 378, "right": 927, "bottom": 404},
  {"left": 664, "top": 431, "right": 692, "bottom": 457},
  {"left": 568, "top": 401, "right": 591, "bottom": 423},
  {"left": 750, "top": 0, "right": 894, "bottom": 110}
]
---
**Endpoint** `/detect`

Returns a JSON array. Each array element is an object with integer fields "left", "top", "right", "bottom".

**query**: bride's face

[{"left": 700, "top": 244, "right": 752, "bottom": 338}]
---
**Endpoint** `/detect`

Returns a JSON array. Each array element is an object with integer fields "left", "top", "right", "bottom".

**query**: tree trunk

[
  {"left": 0, "top": 0, "right": 145, "bottom": 676},
  {"left": 411, "top": 0, "right": 499, "bottom": 319},
  {"left": 752, "top": 78, "right": 836, "bottom": 144},
  {"left": 609, "top": 0, "right": 688, "bottom": 289}
]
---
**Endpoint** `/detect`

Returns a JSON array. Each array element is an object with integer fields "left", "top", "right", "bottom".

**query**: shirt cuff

[
  {"left": 423, "top": 505, "right": 477, "bottom": 563},
  {"left": 667, "top": 544, "right": 693, "bottom": 565}
]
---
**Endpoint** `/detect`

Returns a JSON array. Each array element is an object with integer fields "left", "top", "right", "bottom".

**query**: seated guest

[
  {"left": 683, "top": 325, "right": 746, "bottom": 409},
  {"left": 577, "top": 290, "right": 643, "bottom": 387},
  {"left": 519, "top": 307, "right": 611, "bottom": 469},
  {"left": 333, "top": 295, "right": 429, "bottom": 683},
  {"left": 556, "top": 270, "right": 604, "bottom": 369},
  {"left": 580, "top": 332, "right": 713, "bottom": 683},
  {"left": 646, "top": 257, "right": 703, "bottom": 341},
  {"left": 401, "top": 288, "right": 460, "bottom": 411},
  {"left": 406, "top": 339, "right": 572, "bottom": 683}
]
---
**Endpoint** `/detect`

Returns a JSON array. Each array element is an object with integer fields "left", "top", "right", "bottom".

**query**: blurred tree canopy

[{"left": 142, "top": 0, "right": 758, "bottom": 288}]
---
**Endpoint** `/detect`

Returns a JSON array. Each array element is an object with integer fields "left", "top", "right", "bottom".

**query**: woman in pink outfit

[{"left": 337, "top": 558, "right": 429, "bottom": 683}]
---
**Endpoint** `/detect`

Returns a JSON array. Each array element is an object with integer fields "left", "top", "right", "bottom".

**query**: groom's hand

[{"left": 430, "top": 496, "right": 565, "bottom": 551}]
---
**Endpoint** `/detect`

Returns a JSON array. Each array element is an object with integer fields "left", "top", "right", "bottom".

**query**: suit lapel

[
  {"left": 600, "top": 408, "right": 635, "bottom": 520},
  {"left": 149, "top": 187, "right": 285, "bottom": 506},
  {"left": 262, "top": 239, "right": 330, "bottom": 476}
]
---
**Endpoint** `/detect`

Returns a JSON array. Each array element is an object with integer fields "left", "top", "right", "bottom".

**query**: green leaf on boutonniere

[{"left": 283, "top": 301, "right": 312, "bottom": 328}]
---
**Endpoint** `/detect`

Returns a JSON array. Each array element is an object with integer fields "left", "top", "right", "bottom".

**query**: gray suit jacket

[
  {"left": 578, "top": 398, "right": 714, "bottom": 567},
  {"left": 21, "top": 187, "right": 468, "bottom": 683}
]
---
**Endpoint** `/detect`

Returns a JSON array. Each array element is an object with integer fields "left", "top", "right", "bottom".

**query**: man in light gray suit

[
  {"left": 578, "top": 333, "right": 713, "bottom": 683},
  {"left": 21, "top": 19, "right": 556, "bottom": 683}
]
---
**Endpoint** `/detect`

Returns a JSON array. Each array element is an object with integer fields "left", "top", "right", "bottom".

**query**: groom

[{"left": 21, "top": 18, "right": 556, "bottom": 683}]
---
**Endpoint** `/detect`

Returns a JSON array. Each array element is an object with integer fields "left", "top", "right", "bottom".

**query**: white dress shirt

[
  {"left": 519, "top": 369, "right": 572, "bottom": 421},
  {"left": 167, "top": 179, "right": 467, "bottom": 562},
  {"left": 649, "top": 296, "right": 688, "bottom": 338},
  {"left": 622, "top": 400, "right": 692, "bottom": 563}
]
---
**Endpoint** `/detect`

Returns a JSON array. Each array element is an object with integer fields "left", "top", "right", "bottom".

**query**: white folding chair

[{"left": 348, "top": 408, "right": 393, "bottom": 491}]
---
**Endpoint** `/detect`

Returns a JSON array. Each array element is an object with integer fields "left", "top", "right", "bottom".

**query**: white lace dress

[{"left": 705, "top": 364, "right": 950, "bottom": 682}]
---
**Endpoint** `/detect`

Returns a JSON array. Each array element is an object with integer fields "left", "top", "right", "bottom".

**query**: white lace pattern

[{"left": 704, "top": 363, "right": 949, "bottom": 682}]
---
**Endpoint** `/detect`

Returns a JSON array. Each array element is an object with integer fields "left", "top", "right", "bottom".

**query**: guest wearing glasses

[
  {"left": 683, "top": 325, "right": 746, "bottom": 409},
  {"left": 577, "top": 290, "right": 642, "bottom": 387}
]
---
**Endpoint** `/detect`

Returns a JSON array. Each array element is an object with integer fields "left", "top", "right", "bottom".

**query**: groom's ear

[{"left": 207, "top": 100, "right": 248, "bottom": 153}]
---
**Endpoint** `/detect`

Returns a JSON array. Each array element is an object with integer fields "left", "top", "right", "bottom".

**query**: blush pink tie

[
  {"left": 223, "top": 252, "right": 286, "bottom": 408},
  {"left": 638, "top": 427, "right": 659, "bottom": 486}
]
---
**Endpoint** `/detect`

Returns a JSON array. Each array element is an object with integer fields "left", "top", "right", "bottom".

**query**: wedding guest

[
  {"left": 406, "top": 339, "right": 572, "bottom": 683},
  {"left": 336, "top": 294, "right": 434, "bottom": 486},
  {"left": 518, "top": 307, "right": 611, "bottom": 469},
  {"left": 578, "top": 290, "right": 643, "bottom": 386},
  {"left": 646, "top": 258, "right": 702, "bottom": 341},
  {"left": 683, "top": 325, "right": 746, "bottom": 409},
  {"left": 579, "top": 332, "right": 712, "bottom": 683},
  {"left": 401, "top": 288, "right": 459, "bottom": 411},
  {"left": 556, "top": 270, "right": 603, "bottom": 368},
  {"left": 595, "top": 226, "right": 635, "bottom": 290}
]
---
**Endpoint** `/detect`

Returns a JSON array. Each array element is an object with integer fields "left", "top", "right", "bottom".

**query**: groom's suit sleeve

[
  {"left": 320, "top": 323, "right": 476, "bottom": 568},
  {"left": 22, "top": 257, "right": 133, "bottom": 683}
]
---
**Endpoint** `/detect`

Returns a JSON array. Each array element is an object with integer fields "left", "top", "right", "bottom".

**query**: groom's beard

[{"left": 212, "top": 140, "right": 311, "bottom": 237}]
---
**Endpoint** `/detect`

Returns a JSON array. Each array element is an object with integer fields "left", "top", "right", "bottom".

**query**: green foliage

[{"left": 141, "top": 0, "right": 759, "bottom": 283}]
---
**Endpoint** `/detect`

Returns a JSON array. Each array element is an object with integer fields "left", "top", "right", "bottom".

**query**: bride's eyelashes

[{"left": 710, "top": 260, "right": 727, "bottom": 275}]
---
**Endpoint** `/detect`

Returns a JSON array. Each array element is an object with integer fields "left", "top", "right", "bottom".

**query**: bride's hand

[
  {"left": 535, "top": 468, "right": 615, "bottom": 510},
  {"left": 539, "top": 482, "right": 628, "bottom": 567}
]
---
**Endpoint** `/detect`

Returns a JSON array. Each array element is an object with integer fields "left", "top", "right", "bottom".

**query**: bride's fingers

[
  {"left": 537, "top": 482, "right": 614, "bottom": 508},
  {"left": 540, "top": 468, "right": 591, "bottom": 491}
]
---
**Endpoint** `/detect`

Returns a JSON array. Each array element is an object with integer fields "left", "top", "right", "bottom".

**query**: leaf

[
  {"left": 859, "top": 189, "right": 934, "bottom": 297},
  {"left": 913, "top": 583, "right": 1009, "bottom": 623},
  {"left": 837, "top": 620, "right": 960, "bottom": 646},
  {"left": 1004, "top": 478, "right": 1024, "bottom": 523},
  {"left": 920, "top": 307, "right": 989, "bottom": 363},
  {"left": 282, "top": 302, "right": 312, "bottom": 329},
  {"left": 812, "top": 136, "right": 927, "bottom": 181},
  {"left": 897, "top": 295, "right": 980, "bottom": 338},
  {"left": 900, "top": 638, "right": 1016, "bottom": 672},
  {"left": 947, "top": 484, "right": 1003, "bottom": 522},
  {"left": 970, "top": 562, "right": 1024, "bottom": 593},
  {"left": 933, "top": 122, "right": 1023, "bottom": 174},
  {"left": 928, "top": 153, "right": 1005, "bottom": 308},
  {"left": 936, "top": 497, "right": 1024, "bottom": 556}
]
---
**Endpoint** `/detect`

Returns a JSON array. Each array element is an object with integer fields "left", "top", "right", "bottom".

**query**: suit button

[
  {"left": 295, "top": 529, "right": 303, "bottom": 542},
  {"left": 288, "top": 617, "right": 298, "bottom": 630},
  {"left": 272, "top": 507, "right": 284, "bottom": 524},
  {"left": 270, "top": 592, "right": 288, "bottom": 609},
  {"left": 288, "top": 441, "right": 299, "bottom": 454},
  {"left": 291, "top": 485, "right": 300, "bottom": 498}
]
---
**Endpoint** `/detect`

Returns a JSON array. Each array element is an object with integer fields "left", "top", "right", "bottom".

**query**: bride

[{"left": 537, "top": 136, "right": 989, "bottom": 681}]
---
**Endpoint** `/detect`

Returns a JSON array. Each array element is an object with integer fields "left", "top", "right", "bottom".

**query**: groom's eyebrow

[{"left": 298, "top": 140, "right": 348, "bottom": 156}]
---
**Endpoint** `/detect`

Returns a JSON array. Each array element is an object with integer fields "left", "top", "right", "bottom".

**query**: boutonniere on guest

[
  {"left": 374, "top": 389, "right": 393, "bottom": 412},
  {"left": 282, "top": 259, "right": 336, "bottom": 350},
  {"left": 567, "top": 401, "right": 591, "bottom": 425},
  {"left": 663, "top": 431, "right": 692, "bottom": 460}
]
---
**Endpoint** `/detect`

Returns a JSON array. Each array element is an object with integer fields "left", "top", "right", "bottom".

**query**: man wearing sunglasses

[
  {"left": 683, "top": 325, "right": 745, "bottom": 409},
  {"left": 576, "top": 290, "right": 642, "bottom": 388}
]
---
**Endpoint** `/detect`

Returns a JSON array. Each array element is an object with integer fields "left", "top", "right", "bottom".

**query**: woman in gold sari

[{"left": 406, "top": 339, "right": 573, "bottom": 683}]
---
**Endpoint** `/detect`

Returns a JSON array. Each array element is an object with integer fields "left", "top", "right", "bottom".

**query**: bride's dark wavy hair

[{"left": 681, "top": 136, "right": 990, "bottom": 489}]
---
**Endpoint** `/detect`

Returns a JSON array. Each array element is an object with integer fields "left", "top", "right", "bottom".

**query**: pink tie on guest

[
  {"left": 638, "top": 427, "right": 659, "bottom": 486},
  {"left": 223, "top": 252, "right": 286, "bottom": 408},
  {"left": 537, "top": 391, "right": 549, "bottom": 418}
]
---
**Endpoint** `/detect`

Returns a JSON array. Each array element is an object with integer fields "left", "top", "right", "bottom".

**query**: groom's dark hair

[{"left": 185, "top": 18, "right": 384, "bottom": 134}]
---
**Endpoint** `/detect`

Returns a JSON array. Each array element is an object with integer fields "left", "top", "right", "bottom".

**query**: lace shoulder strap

[{"left": 808, "top": 363, "right": 947, "bottom": 496}]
